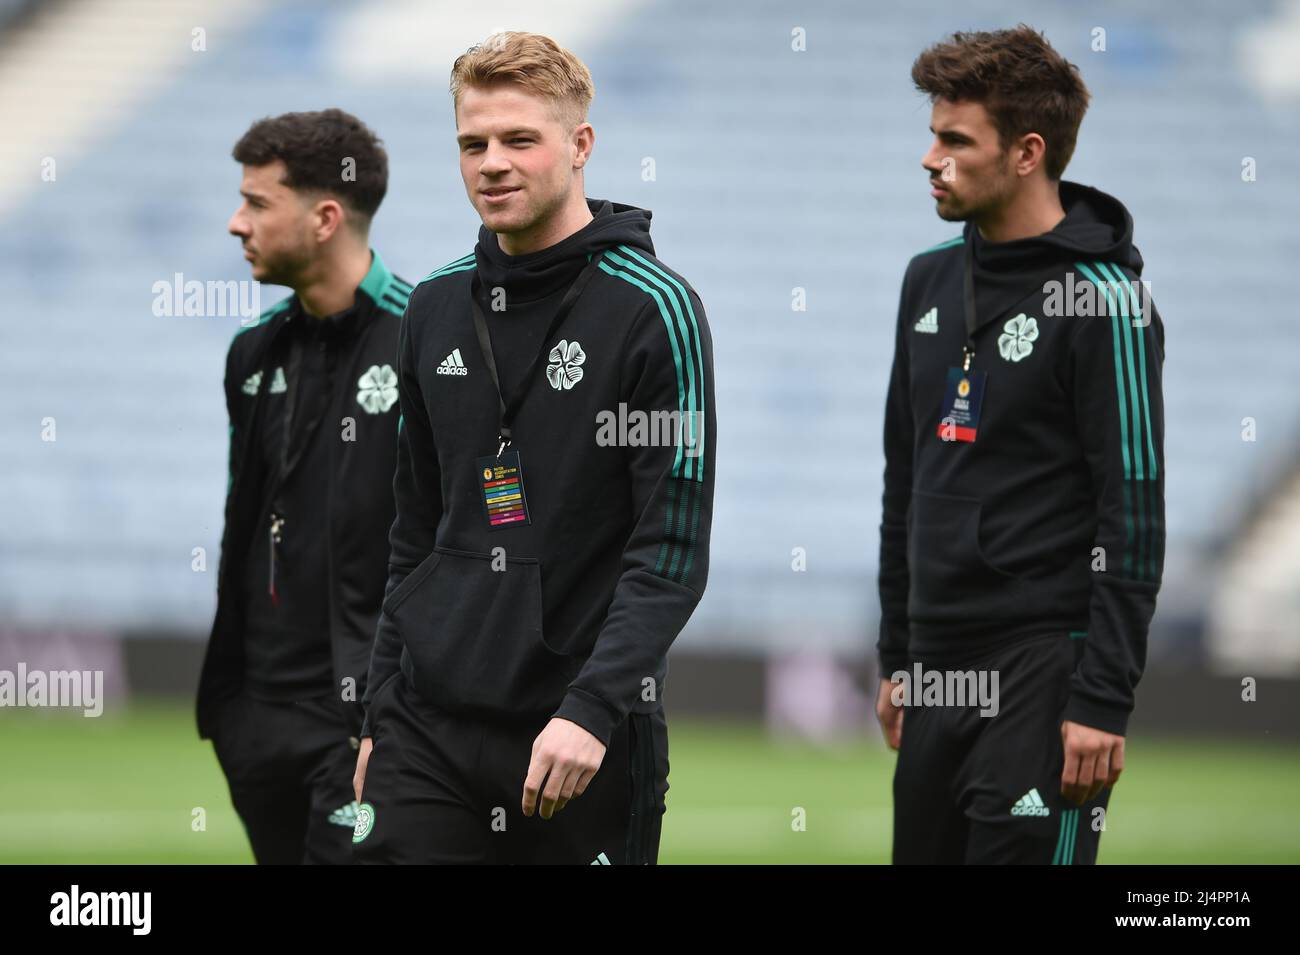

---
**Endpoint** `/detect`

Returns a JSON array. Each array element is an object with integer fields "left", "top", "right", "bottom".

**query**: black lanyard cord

[
  {"left": 470, "top": 252, "right": 605, "bottom": 456},
  {"left": 962, "top": 237, "right": 978, "bottom": 372}
]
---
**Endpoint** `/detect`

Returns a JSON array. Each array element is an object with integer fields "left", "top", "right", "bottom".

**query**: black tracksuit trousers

[
  {"left": 353, "top": 674, "right": 669, "bottom": 865},
  {"left": 892, "top": 632, "right": 1114, "bottom": 865},
  {"left": 210, "top": 694, "right": 358, "bottom": 865}
]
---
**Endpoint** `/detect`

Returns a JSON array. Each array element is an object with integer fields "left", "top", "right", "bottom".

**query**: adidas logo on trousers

[{"left": 1010, "top": 787, "right": 1051, "bottom": 817}]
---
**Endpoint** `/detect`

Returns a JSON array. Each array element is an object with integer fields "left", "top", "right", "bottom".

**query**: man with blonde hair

[{"left": 352, "top": 32, "right": 715, "bottom": 865}]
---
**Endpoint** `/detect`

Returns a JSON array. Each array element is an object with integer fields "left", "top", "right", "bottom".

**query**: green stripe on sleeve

[
  {"left": 667, "top": 477, "right": 692, "bottom": 581},
  {"left": 595, "top": 260, "right": 689, "bottom": 477},
  {"left": 1096, "top": 261, "right": 1147, "bottom": 580},
  {"left": 1076, "top": 262, "right": 1140, "bottom": 580},
  {"left": 681, "top": 476, "right": 704, "bottom": 581},
  {"left": 1121, "top": 272, "right": 1160, "bottom": 581},
  {"left": 601, "top": 250, "right": 709, "bottom": 584},
  {"left": 1075, "top": 262, "right": 1133, "bottom": 480},
  {"left": 1097, "top": 262, "right": 1146, "bottom": 482},
  {"left": 595, "top": 259, "right": 690, "bottom": 581},
  {"left": 604, "top": 248, "right": 702, "bottom": 482},
  {"left": 656, "top": 477, "right": 677, "bottom": 577},
  {"left": 1121, "top": 273, "right": 1159, "bottom": 480},
  {"left": 614, "top": 245, "right": 708, "bottom": 483}
]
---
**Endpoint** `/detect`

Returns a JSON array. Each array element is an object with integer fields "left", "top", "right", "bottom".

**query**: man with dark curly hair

[{"left": 198, "top": 109, "right": 410, "bottom": 864}]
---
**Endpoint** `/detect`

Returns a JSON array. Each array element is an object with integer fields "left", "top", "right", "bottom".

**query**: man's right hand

[
  {"left": 876, "top": 677, "right": 905, "bottom": 751},
  {"left": 353, "top": 737, "right": 373, "bottom": 803}
]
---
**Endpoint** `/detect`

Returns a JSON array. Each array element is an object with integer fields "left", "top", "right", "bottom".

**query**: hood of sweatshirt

[
  {"left": 966, "top": 181, "right": 1144, "bottom": 326},
  {"left": 474, "top": 198, "right": 656, "bottom": 304}
]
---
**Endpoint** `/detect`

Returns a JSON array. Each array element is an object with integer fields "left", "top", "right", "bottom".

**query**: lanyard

[
  {"left": 279, "top": 328, "right": 306, "bottom": 478},
  {"left": 469, "top": 252, "right": 604, "bottom": 457},
  {"left": 266, "top": 319, "right": 334, "bottom": 599},
  {"left": 961, "top": 237, "right": 978, "bottom": 372}
]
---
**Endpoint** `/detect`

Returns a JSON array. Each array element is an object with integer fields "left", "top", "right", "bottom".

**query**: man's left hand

[
  {"left": 1060, "top": 719, "right": 1125, "bottom": 805},
  {"left": 522, "top": 718, "right": 607, "bottom": 819}
]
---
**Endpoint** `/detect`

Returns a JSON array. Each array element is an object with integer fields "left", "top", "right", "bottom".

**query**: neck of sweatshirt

[{"left": 475, "top": 199, "right": 616, "bottom": 306}]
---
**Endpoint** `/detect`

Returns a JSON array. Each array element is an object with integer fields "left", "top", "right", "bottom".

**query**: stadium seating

[{"left": 1, "top": 0, "right": 1297, "bottom": 664}]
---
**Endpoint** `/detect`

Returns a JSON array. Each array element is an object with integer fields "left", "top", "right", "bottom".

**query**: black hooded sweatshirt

[
  {"left": 362, "top": 199, "right": 715, "bottom": 746},
  {"left": 877, "top": 182, "right": 1166, "bottom": 735}
]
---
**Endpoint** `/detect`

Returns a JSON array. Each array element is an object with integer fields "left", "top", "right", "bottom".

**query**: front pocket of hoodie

[
  {"left": 907, "top": 489, "right": 1021, "bottom": 616},
  {"left": 387, "top": 546, "right": 578, "bottom": 715},
  {"left": 383, "top": 549, "right": 443, "bottom": 615}
]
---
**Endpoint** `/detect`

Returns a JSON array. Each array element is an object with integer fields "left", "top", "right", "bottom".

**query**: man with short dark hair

[
  {"left": 197, "top": 108, "right": 410, "bottom": 864},
  {"left": 875, "top": 26, "right": 1166, "bottom": 864}
]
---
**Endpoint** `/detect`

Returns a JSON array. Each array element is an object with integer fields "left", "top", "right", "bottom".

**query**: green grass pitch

[{"left": 1, "top": 704, "right": 1297, "bottom": 864}]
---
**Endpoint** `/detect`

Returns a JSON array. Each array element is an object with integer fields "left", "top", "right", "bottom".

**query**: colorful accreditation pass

[
  {"left": 477, "top": 450, "right": 531, "bottom": 529},
  {"left": 936, "top": 367, "right": 987, "bottom": 443}
]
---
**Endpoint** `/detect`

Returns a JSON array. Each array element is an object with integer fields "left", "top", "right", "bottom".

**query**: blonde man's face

[{"left": 456, "top": 83, "right": 591, "bottom": 242}]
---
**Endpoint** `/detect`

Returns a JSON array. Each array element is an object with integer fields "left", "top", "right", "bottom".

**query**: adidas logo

[
  {"left": 243, "top": 367, "right": 288, "bottom": 395},
  {"left": 1010, "top": 787, "right": 1051, "bottom": 817},
  {"left": 914, "top": 307, "right": 939, "bottom": 333},
  {"left": 436, "top": 348, "right": 468, "bottom": 376},
  {"left": 590, "top": 851, "right": 611, "bottom": 865},
  {"left": 327, "top": 801, "right": 358, "bottom": 828}
]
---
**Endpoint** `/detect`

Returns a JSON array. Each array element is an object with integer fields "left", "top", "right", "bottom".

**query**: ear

[
  {"left": 572, "top": 122, "right": 595, "bottom": 171},
  {"left": 1014, "top": 132, "right": 1048, "bottom": 179},
  {"left": 313, "top": 197, "right": 346, "bottom": 243}
]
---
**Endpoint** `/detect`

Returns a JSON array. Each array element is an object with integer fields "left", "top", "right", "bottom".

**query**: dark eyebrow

[
  {"left": 456, "top": 127, "right": 543, "bottom": 146},
  {"left": 935, "top": 128, "right": 973, "bottom": 143},
  {"left": 240, "top": 189, "right": 268, "bottom": 202}
]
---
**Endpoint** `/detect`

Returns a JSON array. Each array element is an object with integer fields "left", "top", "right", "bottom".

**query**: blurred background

[{"left": 1, "top": 0, "right": 1298, "bottom": 863}]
